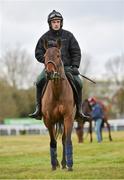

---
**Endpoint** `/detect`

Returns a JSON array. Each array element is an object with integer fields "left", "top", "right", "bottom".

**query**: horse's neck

[
  {"left": 49, "top": 72, "right": 67, "bottom": 100},
  {"left": 51, "top": 80, "right": 65, "bottom": 97},
  {"left": 82, "top": 102, "right": 91, "bottom": 114}
]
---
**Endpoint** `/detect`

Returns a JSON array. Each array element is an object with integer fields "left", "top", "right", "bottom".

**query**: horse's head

[{"left": 44, "top": 39, "right": 64, "bottom": 80}]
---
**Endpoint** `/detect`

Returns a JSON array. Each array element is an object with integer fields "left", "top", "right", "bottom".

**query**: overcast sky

[{"left": 0, "top": 0, "right": 124, "bottom": 78}]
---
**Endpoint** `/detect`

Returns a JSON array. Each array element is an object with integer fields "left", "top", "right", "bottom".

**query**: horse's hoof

[
  {"left": 56, "top": 160, "right": 60, "bottom": 168},
  {"left": 62, "top": 166, "right": 66, "bottom": 169},
  {"left": 51, "top": 166, "right": 56, "bottom": 171},
  {"left": 67, "top": 167, "right": 73, "bottom": 171}
]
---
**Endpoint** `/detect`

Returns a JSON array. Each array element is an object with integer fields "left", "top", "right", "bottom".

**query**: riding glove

[{"left": 72, "top": 66, "right": 80, "bottom": 75}]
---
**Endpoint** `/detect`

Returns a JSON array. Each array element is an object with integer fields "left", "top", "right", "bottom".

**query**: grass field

[{"left": 0, "top": 131, "right": 124, "bottom": 179}]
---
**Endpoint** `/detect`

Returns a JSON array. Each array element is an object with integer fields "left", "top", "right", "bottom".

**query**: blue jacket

[{"left": 91, "top": 103, "right": 103, "bottom": 120}]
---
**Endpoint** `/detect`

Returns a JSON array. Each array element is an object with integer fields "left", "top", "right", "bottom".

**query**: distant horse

[
  {"left": 75, "top": 99, "right": 93, "bottom": 143},
  {"left": 42, "top": 39, "right": 76, "bottom": 171},
  {"left": 75, "top": 99, "right": 112, "bottom": 143}
]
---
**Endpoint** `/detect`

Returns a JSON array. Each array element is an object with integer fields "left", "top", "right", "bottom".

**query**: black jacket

[{"left": 35, "top": 29, "right": 81, "bottom": 68}]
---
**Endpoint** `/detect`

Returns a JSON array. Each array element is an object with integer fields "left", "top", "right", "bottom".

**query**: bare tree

[
  {"left": 0, "top": 47, "right": 40, "bottom": 89},
  {"left": 105, "top": 54, "right": 124, "bottom": 118},
  {"left": 80, "top": 52, "right": 91, "bottom": 75},
  {"left": 78, "top": 52, "right": 92, "bottom": 99},
  {"left": 105, "top": 54, "right": 124, "bottom": 86}
]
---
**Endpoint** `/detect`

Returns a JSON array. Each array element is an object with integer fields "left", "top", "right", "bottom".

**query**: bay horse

[
  {"left": 75, "top": 99, "right": 112, "bottom": 143},
  {"left": 75, "top": 99, "right": 93, "bottom": 143},
  {"left": 42, "top": 39, "right": 76, "bottom": 171}
]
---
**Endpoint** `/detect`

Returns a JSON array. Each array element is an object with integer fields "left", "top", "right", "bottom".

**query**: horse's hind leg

[
  {"left": 49, "top": 127, "right": 60, "bottom": 170},
  {"left": 61, "top": 128, "right": 66, "bottom": 169},
  {"left": 105, "top": 120, "right": 112, "bottom": 141}
]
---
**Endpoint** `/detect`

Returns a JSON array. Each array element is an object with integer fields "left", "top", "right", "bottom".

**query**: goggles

[{"left": 49, "top": 12, "right": 62, "bottom": 20}]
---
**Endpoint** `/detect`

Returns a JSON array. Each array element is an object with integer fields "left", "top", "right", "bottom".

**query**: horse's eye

[{"left": 57, "top": 55, "right": 60, "bottom": 58}]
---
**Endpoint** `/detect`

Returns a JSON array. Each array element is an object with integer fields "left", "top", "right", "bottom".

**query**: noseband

[{"left": 45, "top": 60, "right": 65, "bottom": 80}]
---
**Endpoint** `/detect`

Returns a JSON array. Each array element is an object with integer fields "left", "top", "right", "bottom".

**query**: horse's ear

[
  {"left": 44, "top": 39, "right": 48, "bottom": 50},
  {"left": 56, "top": 39, "right": 61, "bottom": 49}
]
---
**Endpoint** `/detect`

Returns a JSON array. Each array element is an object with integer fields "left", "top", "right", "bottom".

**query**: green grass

[{"left": 0, "top": 131, "right": 124, "bottom": 179}]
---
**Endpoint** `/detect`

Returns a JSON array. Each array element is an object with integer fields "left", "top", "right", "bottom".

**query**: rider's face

[{"left": 51, "top": 19, "right": 61, "bottom": 30}]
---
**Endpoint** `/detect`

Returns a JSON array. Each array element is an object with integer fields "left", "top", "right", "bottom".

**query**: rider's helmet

[
  {"left": 47, "top": 10, "right": 63, "bottom": 29},
  {"left": 88, "top": 97, "right": 96, "bottom": 106}
]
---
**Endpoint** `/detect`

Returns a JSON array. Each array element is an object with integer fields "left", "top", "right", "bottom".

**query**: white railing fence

[{"left": 0, "top": 119, "right": 124, "bottom": 136}]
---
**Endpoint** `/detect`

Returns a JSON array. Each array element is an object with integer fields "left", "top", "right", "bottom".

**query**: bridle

[{"left": 45, "top": 60, "right": 65, "bottom": 80}]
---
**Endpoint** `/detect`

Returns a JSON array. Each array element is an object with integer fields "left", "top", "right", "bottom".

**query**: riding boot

[
  {"left": 29, "top": 85, "right": 42, "bottom": 120},
  {"left": 76, "top": 102, "right": 89, "bottom": 120}
]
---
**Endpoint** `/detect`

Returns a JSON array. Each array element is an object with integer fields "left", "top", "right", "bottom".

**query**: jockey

[{"left": 29, "top": 10, "right": 84, "bottom": 120}]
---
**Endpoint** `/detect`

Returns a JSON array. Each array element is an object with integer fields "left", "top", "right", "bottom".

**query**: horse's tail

[{"left": 55, "top": 122, "right": 63, "bottom": 139}]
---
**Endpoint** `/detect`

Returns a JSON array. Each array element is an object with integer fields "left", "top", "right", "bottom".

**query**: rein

[{"left": 45, "top": 60, "right": 58, "bottom": 71}]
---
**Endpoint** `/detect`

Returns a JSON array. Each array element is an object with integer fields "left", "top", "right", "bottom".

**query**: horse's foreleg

[
  {"left": 76, "top": 121, "right": 83, "bottom": 143},
  {"left": 61, "top": 127, "right": 66, "bottom": 169},
  {"left": 89, "top": 120, "right": 93, "bottom": 143},
  {"left": 64, "top": 117, "right": 73, "bottom": 171},
  {"left": 105, "top": 120, "right": 112, "bottom": 141},
  {"left": 49, "top": 127, "right": 59, "bottom": 170}
]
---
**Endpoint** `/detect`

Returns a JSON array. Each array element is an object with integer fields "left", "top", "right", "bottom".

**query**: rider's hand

[{"left": 72, "top": 66, "right": 79, "bottom": 75}]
